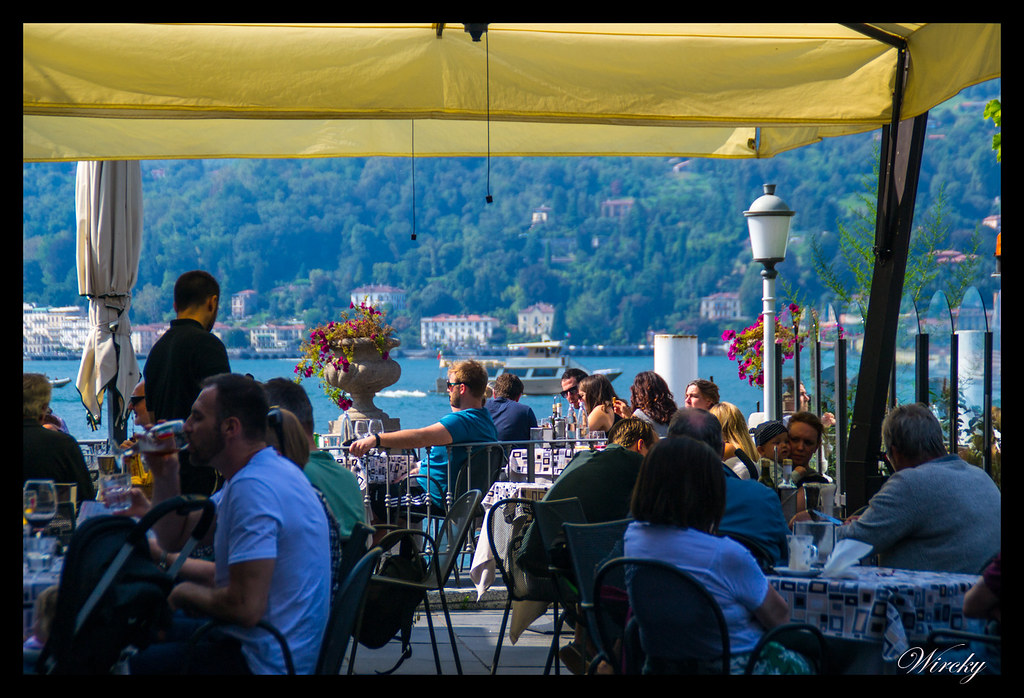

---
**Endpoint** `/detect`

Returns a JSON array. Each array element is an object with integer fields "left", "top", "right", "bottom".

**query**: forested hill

[{"left": 23, "top": 82, "right": 1000, "bottom": 347}]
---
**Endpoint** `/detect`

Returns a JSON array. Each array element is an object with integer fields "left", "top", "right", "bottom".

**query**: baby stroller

[{"left": 34, "top": 495, "right": 215, "bottom": 675}]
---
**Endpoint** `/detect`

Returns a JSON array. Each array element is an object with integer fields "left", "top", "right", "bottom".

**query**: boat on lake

[
  {"left": 49, "top": 377, "right": 71, "bottom": 388},
  {"left": 434, "top": 340, "right": 622, "bottom": 395}
]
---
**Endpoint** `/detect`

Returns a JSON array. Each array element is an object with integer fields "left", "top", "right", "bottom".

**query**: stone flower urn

[{"left": 323, "top": 336, "right": 402, "bottom": 432}]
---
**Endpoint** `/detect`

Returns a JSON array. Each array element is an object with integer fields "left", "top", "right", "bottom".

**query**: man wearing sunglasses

[
  {"left": 559, "top": 368, "right": 588, "bottom": 410},
  {"left": 350, "top": 359, "right": 497, "bottom": 516}
]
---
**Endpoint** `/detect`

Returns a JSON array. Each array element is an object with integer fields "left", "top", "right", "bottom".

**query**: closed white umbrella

[{"left": 73, "top": 160, "right": 143, "bottom": 444}]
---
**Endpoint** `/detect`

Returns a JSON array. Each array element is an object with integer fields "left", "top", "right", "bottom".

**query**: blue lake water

[{"left": 25, "top": 354, "right": 772, "bottom": 441}]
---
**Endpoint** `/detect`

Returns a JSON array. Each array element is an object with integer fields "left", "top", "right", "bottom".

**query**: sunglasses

[
  {"left": 129, "top": 395, "right": 146, "bottom": 406},
  {"left": 559, "top": 386, "right": 579, "bottom": 397},
  {"left": 446, "top": 381, "right": 466, "bottom": 390}
]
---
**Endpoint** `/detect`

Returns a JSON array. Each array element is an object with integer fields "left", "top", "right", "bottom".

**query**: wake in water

[{"left": 377, "top": 389, "right": 428, "bottom": 399}]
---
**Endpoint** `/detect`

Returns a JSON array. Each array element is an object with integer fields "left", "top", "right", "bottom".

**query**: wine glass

[
  {"left": 353, "top": 420, "right": 370, "bottom": 441},
  {"left": 369, "top": 419, "right": 384, "bottom": 439},
  {"left": 24, "top": 479, "right": 58, "bottom": 536}
]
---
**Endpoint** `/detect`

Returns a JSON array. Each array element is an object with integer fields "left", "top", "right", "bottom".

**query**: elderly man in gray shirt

[{"left": 838, "top": 403, "right": 1000, "bottom": 574}]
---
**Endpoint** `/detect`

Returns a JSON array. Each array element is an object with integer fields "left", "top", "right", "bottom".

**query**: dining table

[{"left": 767, "top": 565, "right": 985, "bottom": 672}]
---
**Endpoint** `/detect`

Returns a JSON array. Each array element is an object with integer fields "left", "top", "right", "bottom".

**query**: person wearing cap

[{"left": 753, "top": 420, "right": 790, "bottom": 464}]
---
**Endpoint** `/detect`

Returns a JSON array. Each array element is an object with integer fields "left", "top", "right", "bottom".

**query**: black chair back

[
  {"left": 563, "top": 519, "right": 630, "bottom": 672},
  {"left": 595, "top": 557, "right": 731, "bottom": 675},
  {"left": 316, "top": 546, "right": 383, "bottom": 674},
  {"left": 336, "top": 522, "right": 375, "bottom": 585},
  {"left": 486, "top": 498, "right": 560, "bottom": 674}
]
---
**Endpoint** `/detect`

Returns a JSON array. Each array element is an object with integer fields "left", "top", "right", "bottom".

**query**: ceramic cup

[{"left": 786, "top": 534, "right": 818, "bottom": 571}]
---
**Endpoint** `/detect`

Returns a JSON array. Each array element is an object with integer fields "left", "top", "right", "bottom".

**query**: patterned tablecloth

[{"left": 768, "top": 566, "right": 983, "bottom": 662}]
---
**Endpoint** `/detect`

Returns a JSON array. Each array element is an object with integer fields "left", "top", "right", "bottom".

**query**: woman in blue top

[{"left": 624, "top": 437, "right": 811, "bottom": 674}]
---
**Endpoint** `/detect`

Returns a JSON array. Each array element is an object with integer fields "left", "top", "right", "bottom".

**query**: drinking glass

[
  {"left": 23, "top": 480, "right": 58, "bottom": 535},
  {"left": 353, "top": 420, "right": 370, "bottom": 441}
]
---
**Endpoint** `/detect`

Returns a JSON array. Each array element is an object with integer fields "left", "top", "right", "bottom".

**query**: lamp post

[{"left": 744, "top": 184, "right": 795, "bottom": 422}]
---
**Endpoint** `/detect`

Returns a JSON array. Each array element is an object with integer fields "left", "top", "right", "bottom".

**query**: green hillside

[{"left": 23, "top": 82, "right": 1000, "bottom": 347}]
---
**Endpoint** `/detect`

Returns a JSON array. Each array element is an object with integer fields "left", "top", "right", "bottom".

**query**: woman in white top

[{"left": 624, "top": 437, "right": 810, "bottom": 674}]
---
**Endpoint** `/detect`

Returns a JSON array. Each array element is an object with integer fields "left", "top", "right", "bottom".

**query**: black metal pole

[
  {"left": 916, "top": 333, "right": 930, "bottom": 404},
  {"left": 844, "top": 111, "right": 930, "bottom": 514}
]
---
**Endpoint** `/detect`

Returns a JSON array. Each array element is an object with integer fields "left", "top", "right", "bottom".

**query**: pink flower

[{"left": 722, "top": 329, "right": 736, "bottom": 341}]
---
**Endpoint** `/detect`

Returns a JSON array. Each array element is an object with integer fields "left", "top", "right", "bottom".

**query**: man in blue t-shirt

[
  {"left": 667, "top": 408, "right": 791, "bottom": 566},
  {"left": 350, "top": 360, "right": 498, "bottom": 515},
  {"left": 485, "top": 373, "right": 538, "bottom": 443}
]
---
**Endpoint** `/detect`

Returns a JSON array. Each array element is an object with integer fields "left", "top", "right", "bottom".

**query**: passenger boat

[{"left": 434, "top": 340, "right": 622, "bottom": 395}]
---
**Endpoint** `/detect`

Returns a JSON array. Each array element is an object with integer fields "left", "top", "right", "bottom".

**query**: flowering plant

[
  {"left": 294, "top": 300, "right": 396, "bottom": 410},
  {"left": 722, "top": 303, "right": 809, "bottom": 387}
]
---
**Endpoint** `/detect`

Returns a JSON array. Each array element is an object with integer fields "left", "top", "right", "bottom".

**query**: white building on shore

[
  {"left": 420, "top": 313, "right": 498, "bottom": 349},
  {"left": 351, "top": 285, "right": 407, "bottom": 311},
  {"left": 23, "top": 303, "right": 91, "bottom": 357},
  {"left": 517, "top": 302, "right": 555, "bottom": 337}
]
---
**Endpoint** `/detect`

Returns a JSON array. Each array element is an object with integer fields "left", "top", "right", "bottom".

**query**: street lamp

[{"left": 744, "top": 183, "right": 795, "bottom": 421}]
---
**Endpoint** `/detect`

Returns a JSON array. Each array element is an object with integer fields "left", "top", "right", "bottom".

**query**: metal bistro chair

[
  {"left": 315, "top": 546, "right": 383, "bottom": 674},
  {"left": 562, "top": 519, "right": 631, "bottom": 674},
  {"left": 336, "top": 522, "right": 375, "bottom": 587},
  {"left": 349, "top": 489, "right": 483, "bottom": 675},
  {"left": 595, "top": 557, "right": 828, "bottom": 675},
  {"left": 486, "top": 497, "right": 562, "bottom": 674},
  {"left": 595, "top": 557, "right": 731, "bottom": 675},
  {"left": 450, "top": 445, "right": 506, "bottom": 576},
  {"left": 530, "top": 497, "right": 587, "bottom": 674}
]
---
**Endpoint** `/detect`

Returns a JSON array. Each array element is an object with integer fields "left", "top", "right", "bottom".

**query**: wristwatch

[{"left": 374, "top": 433, "right": 381, "bottom": 449}]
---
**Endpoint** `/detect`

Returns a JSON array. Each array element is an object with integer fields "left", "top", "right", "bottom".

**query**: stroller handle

[{"left": 129, "top": 495, "right": 216, "bottom": 545}]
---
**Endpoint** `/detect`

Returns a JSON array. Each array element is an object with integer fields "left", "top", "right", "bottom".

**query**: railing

[{"left": 322, "top": 436, "right": 607, "bottom": 526}]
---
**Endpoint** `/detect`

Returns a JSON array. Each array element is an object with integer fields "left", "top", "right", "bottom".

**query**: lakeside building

[
  {"left": 249, "top": 322, "right": 305, "bottom": 353},
  {"left": 420, "top": 313, "right": 499, "bottom": 349},
  {"left": 131, "top": 322, "right": 167, "bottom": 356},
  {"left": 23, "top": 303, "right": 90, "bottom": 357},
  {"left": 231, "top": 289, "right": 258, "bottom": 319},
  {"left": 700, "top": 292, "right": 743, "bottom": 321},
  {"left": 517, "top": 302, "right": 555, "bottom": 337},
  {"left": 350, "top": 284, "right": 407, "bottom": 311}
]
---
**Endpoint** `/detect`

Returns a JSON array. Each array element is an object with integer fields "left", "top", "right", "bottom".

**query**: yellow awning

[{"left": 23, "top": 23, "right": 1001, "bottom": 161}]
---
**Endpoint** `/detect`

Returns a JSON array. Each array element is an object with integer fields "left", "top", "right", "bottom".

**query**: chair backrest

[
  {"left": 595, "top": 557, "right": 731, "bottom": 674},
  {"left": 563, "top": 519, "right": 630, "bottom": 606},
  {"left": 531, "top": 497, "right": 587, "bottom": 576},
  {"left": 336, "top": 522, "right": 375, "bottom": 586},
  {"left": 487, "top": 498, "right": 559, "bottom": 603},
  {"left": 563, "top": 519, "right": 631, "bottom": 670},
  {"left": 316, "top": 546, "right": 383, "bottom": 674},
  {"left": 431, "top": 489, "right": 483, "bottom": 586},
  {"left": 452, "top": 445, "right": 506, "bottom": 502}
]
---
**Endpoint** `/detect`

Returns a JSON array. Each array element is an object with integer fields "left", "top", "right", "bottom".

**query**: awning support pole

[{"left": 840, "top": 24, "right": 930, "bottom": 513}]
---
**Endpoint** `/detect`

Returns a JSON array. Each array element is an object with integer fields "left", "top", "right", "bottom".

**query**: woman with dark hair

[
  {"left": 577, "top": 373, "right": 623, "bottom": 435},
  {"left": 625, "top": 437, "right": 810, "bottom": 674},
  {"left": 626, "top": 371, "right": 677, "bottom": 438}
]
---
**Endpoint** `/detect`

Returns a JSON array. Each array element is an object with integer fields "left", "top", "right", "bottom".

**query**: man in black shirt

[{"left": 143, "top": 270, "right": 230, "bottom": 495}]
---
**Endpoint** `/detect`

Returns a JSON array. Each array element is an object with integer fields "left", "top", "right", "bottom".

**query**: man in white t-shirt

[{"left": 129, "top": 373, "right": 330, "bottom": 675}]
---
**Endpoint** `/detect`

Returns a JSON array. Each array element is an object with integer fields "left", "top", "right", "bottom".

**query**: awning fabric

[{"left": 23, "top": 23, "right": 1000, "bottom": 161}]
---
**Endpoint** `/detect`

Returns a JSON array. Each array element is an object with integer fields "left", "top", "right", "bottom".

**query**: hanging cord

[
  {"left": 410, "top": 121, "right": 417, "bottom": 241},
  {"left": 485, "top": 30, "right": 493, "bottom": 204}
]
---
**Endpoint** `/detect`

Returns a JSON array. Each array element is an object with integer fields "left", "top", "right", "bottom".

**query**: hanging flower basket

[{"left": 722, "top": 303, "right": 809, "bottom": 387}]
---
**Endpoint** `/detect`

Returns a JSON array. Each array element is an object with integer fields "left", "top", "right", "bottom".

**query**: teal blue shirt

[{"left": 415, "top": 408, "right": 497, "bottom": 508}]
